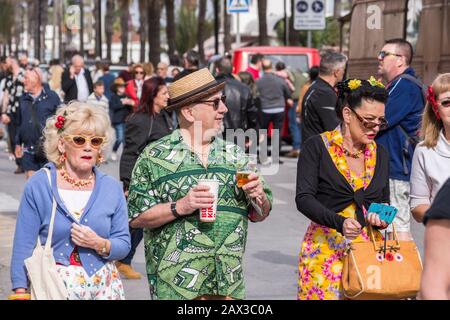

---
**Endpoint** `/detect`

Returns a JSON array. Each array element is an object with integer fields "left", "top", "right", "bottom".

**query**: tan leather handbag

[
  {"left": 24, "top": 168, "right": 68, "bottom": 300},
  {"left": 342, "top": 224, "right": 423, "bottom": 300}
]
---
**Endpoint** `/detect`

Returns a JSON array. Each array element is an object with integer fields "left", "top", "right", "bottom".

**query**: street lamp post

[
  {"left": 80, "top": 0, "right": 84, "bottom": 55},
  {"left": 214, "top": 0, "right": 219, "bottom": 55},
  {"left": 37, "top": 0, "right": 42, "bottom": 61}
]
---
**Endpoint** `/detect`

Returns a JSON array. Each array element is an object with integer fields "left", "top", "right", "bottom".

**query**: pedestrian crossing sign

[{"left": 227, "top": 0, "right": 250, "bottom": 13}]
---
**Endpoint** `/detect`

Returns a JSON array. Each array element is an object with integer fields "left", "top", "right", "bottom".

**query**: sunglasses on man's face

[
  {"left": 350, "top": 108, "right": 388, "bottom": 130},
  {"left": 64, "top": 135, "right": 106, "bottom": 148},
  {"left": 378, "top": 51, "right": 403, "bottom": 60},
  {"left": 197, "top": 95, "right": 227, "bottom": 110}
]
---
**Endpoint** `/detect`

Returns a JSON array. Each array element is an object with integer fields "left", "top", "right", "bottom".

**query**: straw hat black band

[{"left": 166, "top": 68, "right": 226, "bottom": 111}]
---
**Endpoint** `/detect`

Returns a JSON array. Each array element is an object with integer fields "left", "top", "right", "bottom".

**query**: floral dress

[
  {"left": 297, "top": 129, "right": 382, "bottom": 300},
  {"left": 55, "top": 191, "right": 125, "bottom": 300}
]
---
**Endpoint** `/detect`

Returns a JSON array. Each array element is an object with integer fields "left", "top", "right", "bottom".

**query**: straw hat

[{"left": 166, "top": 68, "right": 225, "bottom": 111}]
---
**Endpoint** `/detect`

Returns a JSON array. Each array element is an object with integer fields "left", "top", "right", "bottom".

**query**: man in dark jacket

[
  {"left": 61, "top": 54, "right": 93, "bottom": 103},
  {"left": 300, "top": 50, "right": 347, "bottom": 145},
  {"left": 215, "top": 57, "right": 259, "bottom": 147},
  {"left": 15, "top": 68, "right": 61, "bottom": 178},
  {"left": 375, "top": 38, "right": 425, "bottom": 241}
]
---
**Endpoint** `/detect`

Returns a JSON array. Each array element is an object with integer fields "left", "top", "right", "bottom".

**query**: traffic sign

[
  {"left": 294, "top": 0, "right": 326, "bottom": 31},
  {"left": 227, "top": 0, "right": 250, "bottom": 13}
]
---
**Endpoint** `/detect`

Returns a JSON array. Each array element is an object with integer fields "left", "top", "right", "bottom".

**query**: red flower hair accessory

[
  {"left": 55, "top": 112, "right": 67, "bottom": 133},
  {"left": 427, "top": 86, "right": 441, "bottom": 120}
]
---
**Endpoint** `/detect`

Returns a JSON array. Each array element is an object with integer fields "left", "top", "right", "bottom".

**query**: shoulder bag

[{"left": 24, "top": 168, "right": 69, "bottom": 300}]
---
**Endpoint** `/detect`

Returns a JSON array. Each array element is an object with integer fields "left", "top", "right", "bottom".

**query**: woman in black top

[
  {"left": 109, "top": 77, "right": 134, "bottom": 161},
  {"left": 117, "top": 76, "right": 173, "bottom": 279},
  {"left": 296, "top": 78, "right": 391, "bottom": 300}
]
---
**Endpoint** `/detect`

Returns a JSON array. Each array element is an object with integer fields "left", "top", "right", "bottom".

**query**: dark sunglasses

[
  {"left": 135, "top": 71, "right": 145, "bottom": 75},
  {"left": 197, "top": 95, "right": 226, "bottom": 110},
  {"left": 350, "top": 108, "right": 388, "bottom": 130},
  {"left": 439, "top": 99, "right": 450, "bottom": 108},
  {"left": 378, "top": 51, "right": 403, "bottom": 60},
  {"left": 64, "top": 135, "right": 106, "bottom": 148}
]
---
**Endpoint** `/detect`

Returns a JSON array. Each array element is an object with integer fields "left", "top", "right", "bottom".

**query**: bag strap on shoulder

[{"left": 43, "top": 168, "right": 57, "bottom": 251}]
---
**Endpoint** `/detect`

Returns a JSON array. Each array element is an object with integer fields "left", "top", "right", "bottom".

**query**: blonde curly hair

[{"left": 43, "top": 102, "right": 113, "bottom": 167}]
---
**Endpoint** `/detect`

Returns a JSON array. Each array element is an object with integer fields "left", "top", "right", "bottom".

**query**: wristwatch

[{"left": 171, "top": 202, "right": 182, "bottom": 219}]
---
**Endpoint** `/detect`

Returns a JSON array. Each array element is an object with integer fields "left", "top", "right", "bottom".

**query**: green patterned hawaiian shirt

[{"left": 127, "top": 129, "right": 273, "bottom": 300}]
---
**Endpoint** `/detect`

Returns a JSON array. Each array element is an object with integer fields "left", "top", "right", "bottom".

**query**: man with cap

[{"left": 127, "top": 68, "right": 273, "bottom": 300}]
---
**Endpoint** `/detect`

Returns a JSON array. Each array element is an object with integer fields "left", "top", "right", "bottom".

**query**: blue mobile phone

[{"left": 368, "top": 203, "right": 398, "bottom": 224}]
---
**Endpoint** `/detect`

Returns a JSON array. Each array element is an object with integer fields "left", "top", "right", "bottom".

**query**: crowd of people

[{"left": 1, "top": 38, "right": 450, "bottom": 300}]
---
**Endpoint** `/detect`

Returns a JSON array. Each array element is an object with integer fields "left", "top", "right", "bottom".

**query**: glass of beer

[{"left": 236, "top": 154, "right": 258, "bottom": 188}]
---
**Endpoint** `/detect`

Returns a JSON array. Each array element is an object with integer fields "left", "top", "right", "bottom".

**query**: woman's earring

[
  {"left": 97, "top": 153, "right": 105, "bottom": 165},
  {"left": 59, "top": 152, "right": 67, "bottom": 165}
]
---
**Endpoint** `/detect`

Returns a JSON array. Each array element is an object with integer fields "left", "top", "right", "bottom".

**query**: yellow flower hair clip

[
  {"left": 368, "top": 76, "right": 385, "bottom": 88},
  {"left": 348, "top": 79, "right": 362, "bottom": 90}
]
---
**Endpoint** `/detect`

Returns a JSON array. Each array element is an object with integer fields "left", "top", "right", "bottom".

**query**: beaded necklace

[
  {"left": 342, "top": 146, "right": 365, "bottom": 159},
  {"left": 59, "top": 167, "right": 94, "bottom": 189}
]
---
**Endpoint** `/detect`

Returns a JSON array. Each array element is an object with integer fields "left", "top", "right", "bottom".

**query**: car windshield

[{"left": 250, "top": 54, "right": 310, "bottom": 73}]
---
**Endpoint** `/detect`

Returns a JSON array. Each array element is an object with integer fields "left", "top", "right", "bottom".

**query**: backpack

[{"left": 394, "top": 74, "right": 426, "bottom": 176}]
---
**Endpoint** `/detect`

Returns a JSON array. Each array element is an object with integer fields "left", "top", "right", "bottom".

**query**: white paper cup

[{"left": 198, "top": 179, "right": 219, "bottom": 222}]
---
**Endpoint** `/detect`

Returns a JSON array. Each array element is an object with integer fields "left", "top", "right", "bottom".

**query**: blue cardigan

[
  {"left": 10, "top": 163, "right": 131, "bottom": 290},
  {"left": 375, "top": 67, "right": 425, "bottom": 181}
]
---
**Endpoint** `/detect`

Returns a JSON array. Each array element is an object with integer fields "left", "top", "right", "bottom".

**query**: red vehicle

[
  {"left": 232, "top": 46, "right": 320, "bottom": 75},
  {"left": 232, "top": 46, "right": 320, "bottom": 142}
]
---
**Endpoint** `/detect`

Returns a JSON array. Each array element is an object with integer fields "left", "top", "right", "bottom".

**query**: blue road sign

[
  {"left": 297, "top": 1, "right": 308, "bottom": 13},
  {"left": 227, "top": 0, "right": 250, "bottom": 13},
  {"left": 312, "top": 0, "right": 324, "bottom": 13}
]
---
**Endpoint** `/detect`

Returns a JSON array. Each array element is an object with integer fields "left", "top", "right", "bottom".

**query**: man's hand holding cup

[{"left": 176, "top": 185, "right": 215, "bottom": 216}]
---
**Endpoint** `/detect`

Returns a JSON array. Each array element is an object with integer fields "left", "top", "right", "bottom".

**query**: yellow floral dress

[{"left": 297, "top": 129, "right": 382, "bottom": 300}]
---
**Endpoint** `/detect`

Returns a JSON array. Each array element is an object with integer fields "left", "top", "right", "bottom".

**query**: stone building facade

[{"left": 347, "top": 0, "right": 450, "bottom": 84}]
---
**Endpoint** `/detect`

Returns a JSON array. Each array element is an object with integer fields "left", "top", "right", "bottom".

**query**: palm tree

[
  {"left": 257, "top": 0, "right": 269, "bottom": 45},
  {"left": 138, "top": 0, "right": 147, "bottom": 63},
  {"left": 289, "top": 0, "right": 299, "bottom": 45},
  {"left": 148, "top": 0, "right": 161, "bottom": 66},
  {"left": 119, "top": 0, "right": 130, "bottom": 63},
  {"left": 197, "top": 0, "right": 207, "bottom": 65},
  {"left": 0, "top": 0, "right": 14, "bottom": 55},
  {"left": 105, "top": 0, "right": 115, "bottom": 61},
  {"left": 165, "top": 0, "right": 176, "bottom": 60}
]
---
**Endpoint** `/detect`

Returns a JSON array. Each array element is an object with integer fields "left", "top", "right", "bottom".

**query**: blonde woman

[
  {"left": 410, "top": 73, "right": 450, "bottom": 223},
  {"left": 10, "top": 103, "right": 131, "bottom": 300}
]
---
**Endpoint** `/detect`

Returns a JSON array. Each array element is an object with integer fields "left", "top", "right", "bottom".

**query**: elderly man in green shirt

[{"left": 127, "top": 68, "right": 273, "bottom": 300}]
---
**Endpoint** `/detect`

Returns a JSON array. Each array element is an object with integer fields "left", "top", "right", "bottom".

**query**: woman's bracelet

[{"left": 8, "top": 293, "right": 31, "bottom": 300}]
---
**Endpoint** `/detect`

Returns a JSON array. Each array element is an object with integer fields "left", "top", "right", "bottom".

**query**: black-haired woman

[{"left": 295, "top": 77, "right": 391, "bottom": 300}]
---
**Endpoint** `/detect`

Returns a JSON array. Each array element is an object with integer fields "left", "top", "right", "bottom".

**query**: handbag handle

[
  {"left": 367, "top": 223, "right": 400, "bottom": 252},
  {"left": 43, "top": 168, "right": 57, "bottom": 252}
]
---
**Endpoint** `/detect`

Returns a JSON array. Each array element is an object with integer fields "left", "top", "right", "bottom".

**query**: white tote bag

[{"left": 24, "top": 168, "right": 68, "bottom": 300}]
